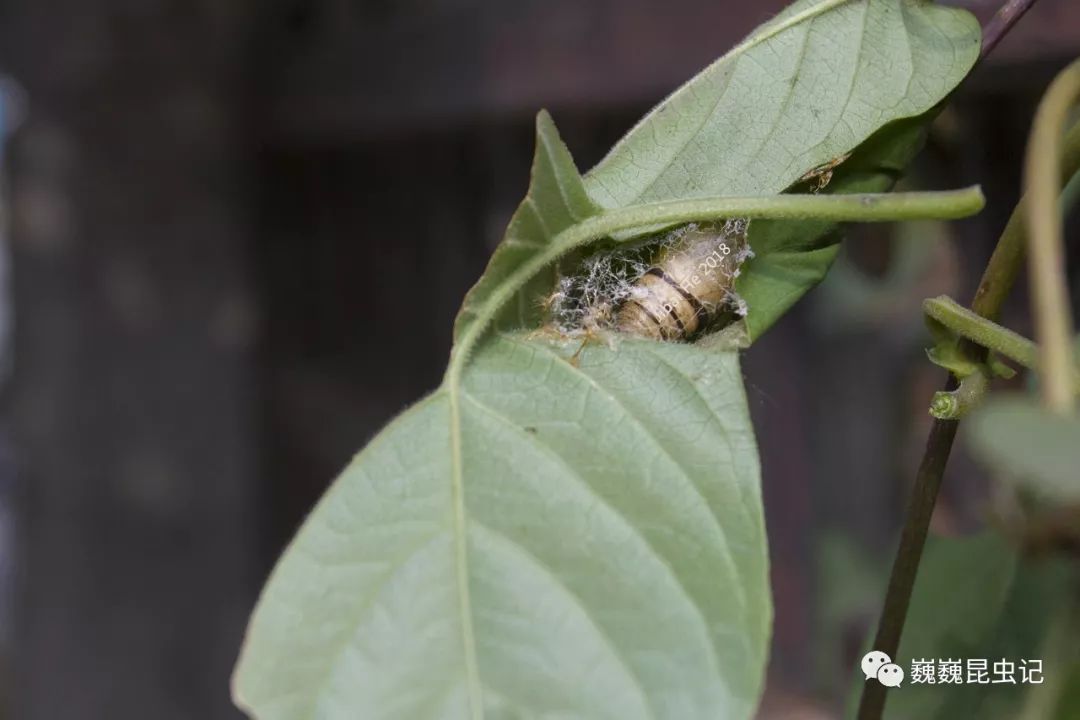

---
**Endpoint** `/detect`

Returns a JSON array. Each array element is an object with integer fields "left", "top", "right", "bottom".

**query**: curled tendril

[{"left": 929, "top": 367, "right": 991, "bottom": 420}]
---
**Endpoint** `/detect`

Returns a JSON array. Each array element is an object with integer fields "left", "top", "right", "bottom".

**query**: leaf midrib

[{"left": 447, "top": 383, "right": 483, "bottom": 719}]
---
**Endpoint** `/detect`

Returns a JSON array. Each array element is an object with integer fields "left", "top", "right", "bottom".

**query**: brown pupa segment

[{"left": 617, "top": 225, "right": 748, "bottom": 341}]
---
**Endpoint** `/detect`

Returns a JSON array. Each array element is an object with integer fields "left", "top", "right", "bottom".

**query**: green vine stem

[
  {"left": 1024, "top": 57, "right": 1080, "bottom": 415},
  {"left": 924, "top": 295, "right": 1041, "bottom": 369},
  {"left": 926, "top": 297, "right": 1080, "bottom": 382}
]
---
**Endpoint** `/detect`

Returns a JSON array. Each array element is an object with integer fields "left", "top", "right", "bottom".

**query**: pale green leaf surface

[
  {"left": 966, "top": 396, "right": 1080, "bottom": 503},
  {"left": 585, "top": 0, "right": 979, "bottom": 340},
  {"left": 234, "top": 337, "right": 768, "bottom": 719}
]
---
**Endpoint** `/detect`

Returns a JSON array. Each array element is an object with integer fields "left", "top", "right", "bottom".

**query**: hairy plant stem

[
  {"left": 924, "top": 295, "right": 1040, "bottom": 369},
  {"left": 1025, "top": 57, "right": 1080, "bottom": 414},
  {"left": 924, "top": 294, "right": 1080, "bottom": 386}
]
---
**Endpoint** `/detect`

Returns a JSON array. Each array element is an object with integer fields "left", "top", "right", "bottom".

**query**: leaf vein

[
  {"left": 469, "top": 520, "right": 657, "bottom": 720},
  {"left": 499, "top": 336, "right": 748, "bottom": 624}
]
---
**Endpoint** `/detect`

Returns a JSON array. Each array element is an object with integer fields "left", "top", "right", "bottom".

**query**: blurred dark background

[{"left": 0, "top": 0, "right": 1078, "bottom": 718}]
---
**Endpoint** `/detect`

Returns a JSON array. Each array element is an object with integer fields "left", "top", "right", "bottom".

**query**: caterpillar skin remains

[{"left": 616, "top": 225, "right": 748, "bottom": 341}]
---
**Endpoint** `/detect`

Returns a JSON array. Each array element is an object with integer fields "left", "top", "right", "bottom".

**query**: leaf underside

[
  {"left": 585, "top": 0, "right": 980, "bottom": 340},
  {"left": 235, "top": 338, "right": 767, "bottom": 719},
  {"left": 233, "top": 2, "right": 981, "bottom": 719}
]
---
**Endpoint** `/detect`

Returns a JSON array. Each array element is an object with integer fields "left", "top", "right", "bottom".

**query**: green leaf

[
  {"left": 966, "top": 396, "right": 1080, "bottom": 503},
  {"left": 233, "top": 336, "right": 769, "bottom": 719},
  {"left": 585, "top": 0, "right": 980, "bottom": 340}
]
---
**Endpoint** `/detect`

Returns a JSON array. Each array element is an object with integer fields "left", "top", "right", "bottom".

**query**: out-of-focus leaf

[
  {"left": 882, "top": 532, "right": 1019, "bottom": 720},
  {"left": 847, "top": 532, "right": 1075, "bottom": 720},
  {"left": 966, "top": 396, "right": 1080, "bottom": 503},
  {"left": 1051, "top": 662, "right": 1080, "bottom": 720}
]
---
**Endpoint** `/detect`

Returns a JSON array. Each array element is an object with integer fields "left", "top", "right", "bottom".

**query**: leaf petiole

[
  {"left": 922, "top": 295, "right": 1080, "bottom": 405},
  {"left": 924, "top": 295, "right": 1039, "bottom": 371}
]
